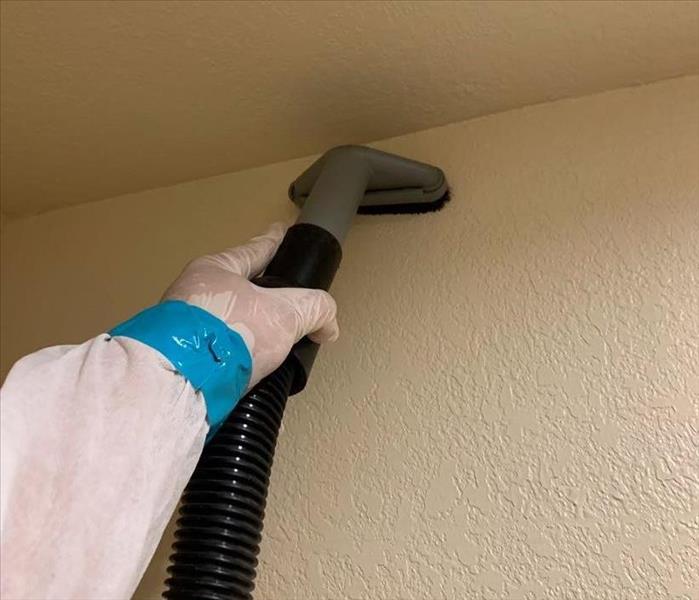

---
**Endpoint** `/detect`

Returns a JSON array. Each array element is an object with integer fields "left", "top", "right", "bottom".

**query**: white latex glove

[{"left": 163, "top": 222, "right": 339, "bottom": 389}]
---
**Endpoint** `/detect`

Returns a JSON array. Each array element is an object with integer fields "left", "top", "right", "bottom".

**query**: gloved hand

[{"left": 162, "top": 222, "right": 339, "bottom": 389}]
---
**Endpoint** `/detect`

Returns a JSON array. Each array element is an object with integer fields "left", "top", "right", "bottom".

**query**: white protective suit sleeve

[
  {"left": 0, "top": 223, "right": 338, "bottom": 600},
  {"left": 1, "top": 337, "right": 205, "bottom": 600}
]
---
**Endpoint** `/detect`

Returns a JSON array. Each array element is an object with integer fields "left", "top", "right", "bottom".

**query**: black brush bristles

[{"left": 357, "top": 190, "right": 450, "bottom": 215}]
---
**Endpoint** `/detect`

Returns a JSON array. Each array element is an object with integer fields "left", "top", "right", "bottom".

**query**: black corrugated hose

[{"left": 163, "top": 359, "right": 295, "bottom": 600}]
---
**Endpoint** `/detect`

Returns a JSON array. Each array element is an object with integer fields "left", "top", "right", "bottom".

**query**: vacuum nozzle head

[{"left": 288, "top": 145, "right": 449, "bottom": 243}]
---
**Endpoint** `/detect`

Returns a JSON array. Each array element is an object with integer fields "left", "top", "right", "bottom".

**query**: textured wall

[{"left": 2, "top": 76, "right": 699, "bottom": 599}]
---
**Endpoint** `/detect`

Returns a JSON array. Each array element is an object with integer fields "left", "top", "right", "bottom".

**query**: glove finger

[
  {"left": 275, "top": 287, "right": 340, "bottom": 344},
  {"left": 206, "top": 222, "right": 287, "bottom": 278},
  {"left": 308, "top": 315, "right": 340, "bottom": 344}
]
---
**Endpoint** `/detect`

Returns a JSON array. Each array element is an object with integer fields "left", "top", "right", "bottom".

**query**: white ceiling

[{"left": 2, "top": 1, "right": 698, "bottom": 218}]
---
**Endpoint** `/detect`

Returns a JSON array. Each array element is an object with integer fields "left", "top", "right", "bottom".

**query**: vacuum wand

[{"left": 165, "top": 145, "right": 448, "bottom": 600}]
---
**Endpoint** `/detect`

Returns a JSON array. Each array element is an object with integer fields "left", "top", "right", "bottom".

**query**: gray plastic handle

[{"left": 289, "top": 145, "right": 447, "bottom": 244}]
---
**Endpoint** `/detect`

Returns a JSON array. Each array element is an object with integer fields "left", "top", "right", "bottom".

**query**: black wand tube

[{"left": 164, "top": 224, "right": 342, "bottom": 599}]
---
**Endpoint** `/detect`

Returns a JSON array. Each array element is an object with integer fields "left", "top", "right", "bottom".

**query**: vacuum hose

[
  {"left": 164, "top": 224, "right": 342, "bottom": 599},
  {"left": 164, "top": 360, "right": 295, "bottom": 599}
]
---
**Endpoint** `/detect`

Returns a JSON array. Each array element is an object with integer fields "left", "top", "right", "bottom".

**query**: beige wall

[{"left": 2, "top": 76, "right": 699, "bottom": 598}]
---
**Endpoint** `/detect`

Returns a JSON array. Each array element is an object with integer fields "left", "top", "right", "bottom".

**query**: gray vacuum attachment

[{"left": 289, "top": 145, "right": 449, "bottom": 244}]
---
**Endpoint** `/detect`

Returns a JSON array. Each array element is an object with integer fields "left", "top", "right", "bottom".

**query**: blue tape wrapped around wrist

[{"left": 109, "top": 300, "right": 252, "bottom": 437}]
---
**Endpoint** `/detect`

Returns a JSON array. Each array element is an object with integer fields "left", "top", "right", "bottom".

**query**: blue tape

[{"left": 109, "top": 300, "right": 252, "bottom": 438}]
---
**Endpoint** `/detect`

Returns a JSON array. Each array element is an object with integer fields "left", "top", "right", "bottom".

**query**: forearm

[{"left": 1, "top": 335, "right": 207, "bottom": 600}]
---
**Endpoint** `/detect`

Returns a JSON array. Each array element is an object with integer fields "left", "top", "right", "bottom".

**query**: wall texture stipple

[{"left": 1, "top": 77, "right": 698, "bottom": 599}]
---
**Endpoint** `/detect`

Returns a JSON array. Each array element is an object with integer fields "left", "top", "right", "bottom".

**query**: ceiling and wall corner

[{"left": 1, "top": 0, "right": 699, "bottom": 218}]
